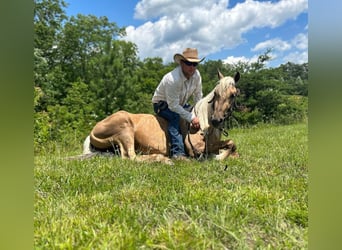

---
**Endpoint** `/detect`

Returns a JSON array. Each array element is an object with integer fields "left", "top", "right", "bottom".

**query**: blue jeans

[{"left": 153, "top": 102, "right": 186, "bottom": 157}]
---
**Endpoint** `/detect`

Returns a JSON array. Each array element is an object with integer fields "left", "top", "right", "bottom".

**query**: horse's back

[
  {"left": 129, "top": 113, "right": 168, "bottom": 129},
  {"left": 129, "top": 113, "right": 169, "bottom": 154}
]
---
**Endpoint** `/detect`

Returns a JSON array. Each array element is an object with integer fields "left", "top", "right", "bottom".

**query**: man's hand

[{"left": 191, "top": 117, "right": 200, "bottom": 129}]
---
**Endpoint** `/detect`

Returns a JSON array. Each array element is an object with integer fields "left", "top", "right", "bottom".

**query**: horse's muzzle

[{"left": 211, "top": 118, "right": 224, "bottom": 128}]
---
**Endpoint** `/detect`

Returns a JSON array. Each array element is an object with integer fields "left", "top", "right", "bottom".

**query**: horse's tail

[
  {"left": 89, "top": 130, "right": 113, "bottom": 149},
  {"left": 88, "top": 132, "right": 121, "bottom": 156},
  {"left": 82, "top": 135, "right": 93, "bottom": 154}
]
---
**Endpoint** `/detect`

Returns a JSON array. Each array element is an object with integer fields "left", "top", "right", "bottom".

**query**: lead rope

[
  {"left": 205, "top": 132, "right": 209, "bottom": 160},
  {"left": 187, "top": 123, "right": 206, "bottom": 160},
  {"left": 186, "top": 105, "right": 206, "bottom": 160}
]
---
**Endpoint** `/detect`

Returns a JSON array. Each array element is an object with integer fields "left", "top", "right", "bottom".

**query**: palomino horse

[{"left": 81, "top": 71, "right": 240, "bottom": 165}]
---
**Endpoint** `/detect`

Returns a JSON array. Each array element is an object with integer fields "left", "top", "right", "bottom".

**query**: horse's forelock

[{"left": 215, "top": 76, "right": 235, "bottom": 95}]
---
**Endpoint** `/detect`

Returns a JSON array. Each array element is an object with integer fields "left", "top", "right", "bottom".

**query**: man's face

[{"left": 180, "top": 60, "right": 198, "bottom": 79}]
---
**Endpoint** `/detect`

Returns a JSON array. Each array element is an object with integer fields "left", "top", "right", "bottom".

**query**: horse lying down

[{"left": 75, "top": 71, "right": 240, "bottom": 165}]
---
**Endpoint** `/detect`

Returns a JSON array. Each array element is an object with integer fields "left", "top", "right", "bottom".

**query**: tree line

[{"left": 34, "top": 0, "right": 308, "bottom": 151}]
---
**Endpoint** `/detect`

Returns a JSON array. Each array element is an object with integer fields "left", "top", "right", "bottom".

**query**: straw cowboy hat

[{"left": 174, "top": 48, "right": 205, "bottom": 64}]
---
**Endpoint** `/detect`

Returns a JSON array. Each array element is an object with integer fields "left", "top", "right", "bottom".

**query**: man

[{"left": 152, "top": 48, "right": 204, "bottom": 159}]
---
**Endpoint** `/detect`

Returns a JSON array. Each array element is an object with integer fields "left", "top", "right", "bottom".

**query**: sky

[{"left": 64, "top": 0, "right": 308, "bottom": 68}]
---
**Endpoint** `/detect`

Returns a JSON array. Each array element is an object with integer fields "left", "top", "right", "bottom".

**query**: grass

[{"left": 34, "top": 123, "right": 308, "bottom": 249}]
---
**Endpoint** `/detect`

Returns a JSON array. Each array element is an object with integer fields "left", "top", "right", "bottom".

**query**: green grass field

[{"left": 34, "top": 123, "right": 308, "bottom": 249}]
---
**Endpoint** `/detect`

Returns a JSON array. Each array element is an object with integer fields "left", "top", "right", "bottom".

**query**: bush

[
  {"left": 34, "top": 111, "right": 51, "bottom": 152},
  {"left": 232, "top": 108, "right": 263, "bottom": 127},
  {"left": 276, "top": 95, "right": 308, "bottom": 124}
]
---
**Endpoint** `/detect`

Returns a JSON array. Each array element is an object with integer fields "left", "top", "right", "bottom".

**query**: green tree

[
  {"left": 34, "top": 0, "right": 68, "bottom": 111},
  {"left": 58, "top": 14, "right": 124, "bottom": 84},
  {"left": 47, "top": 81, "right": 96, "bottom": 142},
  {"left": 34, "top": 0, "right": 67, "bottom": 59},
  {"left": 279, "top": 62, "right": 308, "bottom": 96},
  {"left": 89, "top": 39, "right": 140, "bottom": 117},
  {"left": 130, "top": 57, "right": 172, "bottom": 114},
  {"left": 250, "top": 48, "right": 273, "bottom": 72}
]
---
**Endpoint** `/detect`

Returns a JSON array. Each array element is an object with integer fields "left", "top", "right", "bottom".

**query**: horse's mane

[{"left": 193, "top": 76, "right": 236, "bottom": 132}]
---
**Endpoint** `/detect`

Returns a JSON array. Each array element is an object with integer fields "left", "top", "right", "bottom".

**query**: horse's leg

[
  {"left": 184, "top": 133, "right": 206, "bottom": 157},
  {"left": 214, "top": 149, "right": 231, "bottom": 160},
  {"left": 225, "top": 139, "right": 238, "bottom": 157},
  {"left": 217, "top": 139, "right": 236, "bottom": 151},
  {"left": 116, "top": 143, "right": 135, "bottom": 159},
  {"left": 214, "top": 139, "right": 238, "bottom": 160},
  {"left": 111, "top": 127, "right": 136, "bottom": 159}
]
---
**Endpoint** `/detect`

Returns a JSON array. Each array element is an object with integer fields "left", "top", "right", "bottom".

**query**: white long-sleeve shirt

[{"left": 152, "top": 66, "right": 203, "bottom": 122}]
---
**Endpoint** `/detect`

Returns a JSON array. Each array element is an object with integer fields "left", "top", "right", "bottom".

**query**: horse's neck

[{"left": 208, "top": 126, "right": 221, "bottom": 138}]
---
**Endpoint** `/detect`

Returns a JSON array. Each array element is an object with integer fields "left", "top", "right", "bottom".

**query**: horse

[{"left": 80, "top": 71, "right": 240, "bottom": 165}]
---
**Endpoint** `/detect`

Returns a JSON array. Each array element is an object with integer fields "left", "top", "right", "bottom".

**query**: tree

[
  {"left": 249, "top": 48, "right": 272, "bottom": 72},
  {"left": 129, "top": 57, "right": 172, "bottom": 114},
  {"left": 58, "top": 14, "right": 125, "bottom": 84},
  {"left": 34, "top": 0, "right": 67, "bottom": 59},
  {"left": 279, "top": 62, "right": 308, "bottom": 96},
  {"left": 88, "top": 39, "right": 140, "bottom": 117},
  {"left": 34, "top": 0, "right": 68, "bottom": 111}
]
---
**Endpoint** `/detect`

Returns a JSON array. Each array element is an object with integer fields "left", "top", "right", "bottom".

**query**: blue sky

[{"left": 65, "top": 0, "right": 308, "bottom": 68}]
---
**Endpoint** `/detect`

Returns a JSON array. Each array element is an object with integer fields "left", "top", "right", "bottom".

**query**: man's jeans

[{"left": 153, "top": 102, "right": 186, "bottom": 157}]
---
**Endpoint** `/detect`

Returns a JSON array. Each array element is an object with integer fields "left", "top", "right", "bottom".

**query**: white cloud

[
  {"left": 283, "top": 50, "right": 308, "bottom": 64},
  {"left": 291, "top": 33, "right": 308, "bottom": 50},
  {"left": 134, "top": 0, "right": 219, "bottom": 20},
  {"left": 247, "top": 32, "right": 308, "bottom": 65},
  {"left": 223, "top": 55, "right": 259, "bottom": 64},
  {"left": 252, "top": 38, "right": 291, "bottom": 52},
  {"left": 123, "top": 0, "right": 308, "bottom": 64}
]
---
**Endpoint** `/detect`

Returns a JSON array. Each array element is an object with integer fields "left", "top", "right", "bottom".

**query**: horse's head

[{"left": 208, "top": 71, "right": 240, "bottom": 129}]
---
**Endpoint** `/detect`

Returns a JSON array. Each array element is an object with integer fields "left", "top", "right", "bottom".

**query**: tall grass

[{"left": 34, "top": 123, "right": 308, "bottom": 249}]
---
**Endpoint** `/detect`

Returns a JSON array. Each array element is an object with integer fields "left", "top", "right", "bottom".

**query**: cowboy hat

[{"left": 174, "top": 48, "right": 205, "bottom": 64}]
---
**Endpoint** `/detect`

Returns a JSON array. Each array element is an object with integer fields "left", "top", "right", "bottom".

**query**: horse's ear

[
  {"left": 217, "top": 69, "right": 224, "bottom": 80},
  {"left": 234, "top": 72, "right": 240, "bottom": 83}
]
